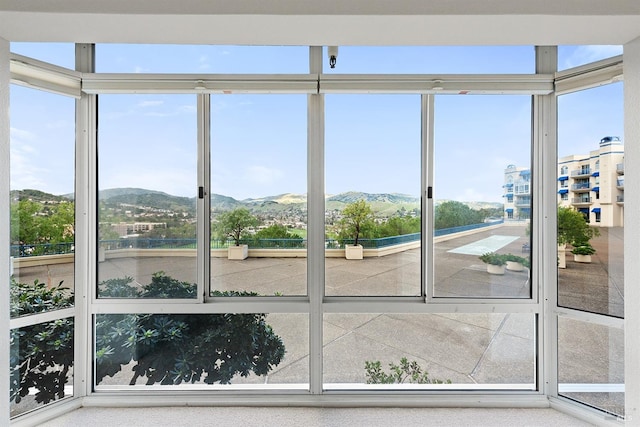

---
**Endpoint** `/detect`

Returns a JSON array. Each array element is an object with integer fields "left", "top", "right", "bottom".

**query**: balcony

[
  {"left": 617, "top": 195, "right": 624, "bottom": 204},
  {"left": 617, "top": 179, "right": 624, "bottom": 189},
  {"left": 570, "top": 169, "right": 591, "bottom": 178},
  {"left": 571, "top": 197, "right": 592, "bottom": 205},
  {"left": 571, "top": 183, "right": 591, "bottom": 192},
  {"left": 617, "top": 163, "right": 624, "bottom": 174}
]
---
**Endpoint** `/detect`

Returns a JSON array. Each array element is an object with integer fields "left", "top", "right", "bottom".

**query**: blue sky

[{"left": 9, "top": 43, "right": 623, "bottom": 203}]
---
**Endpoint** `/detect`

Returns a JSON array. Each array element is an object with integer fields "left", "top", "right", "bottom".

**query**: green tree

[
  {"left": 434, "top": 201, "right": 483, "bottom": 230},
  {"left": 376, "top": 216, "right": 421, "bottom": 238},
  {"left": 338, "top": 200, "right": 375, "bottom": 246},
  {"left": 254, "top": 224, "right": 297, "bottom": 239},
  {"left": 557, "top": 206, "right": 600, "bottom": 247},
  {"left": 214, "top": 208, "right": 258, "bottom": 246}
]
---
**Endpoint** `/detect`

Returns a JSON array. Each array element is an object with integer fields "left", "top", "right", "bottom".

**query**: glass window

[
  {"left": 557, "top": 83, "right": 624, "bottom": 317},
  {"left": 558, "top": 317, "right": 624, "bottom": 417},
  {"left": 96, "top": 45, "right": 309, "bottom": 74},
  {"left": 558, "top": 46, "right": 623, "bottom": 71},
  {"left": 95, "top": 313, "right": 306, "bottom": 387},
  {"left": 324, "top": 313, "right": 536, "bottom": 388},
  {"left": 325, "top": 95, "right": 421, "bottom": 296},
  {"left": 323, "top": 46, "right": 534, "bottom": 74},
  {"left": 10, "top": 85, "right": 76, "bottom": 313},
  {"left": 10, "top": 42, "right": 76, "bottom": 69},
  {"left": 97, "top": 94, "right": 198, "bottom": 298},
  {"left": 11, "top": 318, "right": 74, "bottom": 416},
  {"left": 433, "top": 95, "right": 532, "bottom": 298},
  {"left": 210, "top": 95, "right": 307, "bottom": 296}
]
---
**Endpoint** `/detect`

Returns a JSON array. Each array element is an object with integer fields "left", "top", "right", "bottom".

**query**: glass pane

[
  {"left": 10, "top": 42, "right": 76, "bottom": 69},
  {"left": 10, "top": 85, "right": 75, "bottom": 313},
  {"left": 557, "top": 83, "right": 624, "bottom": 317},
  {"left": 324, "top": 313, "right": 535, "bottom": 388},
  {"left": 558, "top": 317, "right": 624, "bottom": 417},
  {"left": 323, "top": 46, "right": 534, "bottom": 74},
  {"left": 210, "top": 95, "right": 307, "bottom": 296},
  {"left": 11, "top": 318, "right": 74, "bottom": 417},
  {"left": 97, "top": 94, "right": 197, "bottom": 298},
  {"left": 433, "top": 95, "right": 532, "bottom": 298},
  {"left": 558, "top": 46, "right": 623, "bottom": 71},
  {"left": 95, "top": 313, "right": 307, "bottom": 387},
  {"left": 96, "top": 45, "right": 308, "bottom": 73},
  {"left": 325, "top": 95, "right": 421, "bottom": 296}
]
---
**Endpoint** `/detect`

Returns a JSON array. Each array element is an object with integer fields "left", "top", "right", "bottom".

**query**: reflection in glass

[
  {"left": 325, "top": 95, "right": 421, "bottom": 296},
  {"left": 95, "top": 313, "right": 307, "bottom": 387},
  {"left": 97, "top": 94, "right": 197, "bottom": 298},
  {"left": 9, "top": 85, "right": 76, "bottom": 308},
  {"left": 558, "top": 317, "right": 624, "bottom": 417},
  {"left": 210, "top": 95, "right": 307, "bottom": 296},
  {"left": 557, "top": 83, "right": 624, "bottom": 317},
  {"left": 11, "top": 318, "right": 74, "bottom": 417},
  {"left": 433, "top": 96, "right": 532, "bottom": 298},
  {"left": 558, "top": 45, "right": 622, "bottom": 72},
  {"left": 323, "top": 313, "right": 535, "bottom": 388}
]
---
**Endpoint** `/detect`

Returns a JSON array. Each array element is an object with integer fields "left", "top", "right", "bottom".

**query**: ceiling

[{"left": 2, "top": 1, "right": 640, "bottom": 46}]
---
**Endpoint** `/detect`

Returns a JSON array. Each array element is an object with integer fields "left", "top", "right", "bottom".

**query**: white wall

[{"left": 624, "top": 36, "right": 640, "bottom": 423}]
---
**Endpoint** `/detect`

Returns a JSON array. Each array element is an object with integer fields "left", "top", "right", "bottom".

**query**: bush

[
  {"left": 478, "top": 252, "right": 506, "bottom": 266},
  {"left": 364, "top": 357, "right": 451, "bottom": 384},
  {"left": 571, "top": 244, "right": 596, "bottom": 255}
]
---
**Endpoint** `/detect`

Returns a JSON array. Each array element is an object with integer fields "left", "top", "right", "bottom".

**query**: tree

[
  {"left": 557, "top": 206, "right": 600, "bottom": 247},
  {"left": 11, "top": 273, "right": 286, "bottom": 404},
  {"left": 214, "top": 208, "right": 258, "bottom": 246},
  {"left": 338, "top": 200, "right": 375, "bottom": 246},
  {"left": 434, "top": 201, "right": 482, "bottom": 230}
]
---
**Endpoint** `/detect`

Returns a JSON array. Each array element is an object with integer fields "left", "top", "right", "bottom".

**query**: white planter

[
  {"left": 573, "top": 254, "right": 592, "bottom": 263},
  {"left": 345, "top": 244, "right": 363, "bottom": 260},
  {"left": 486, "top": 264, "right": 505, "bottom": 275},
  {"left": 505, "top": 261, "right": 524, "bottom": 272},
  {"left": 558, "top": 245, "right": 566, "bottom": 269},
  {"left": 228, "top": 244, "right": 249, "bottom": 260}
]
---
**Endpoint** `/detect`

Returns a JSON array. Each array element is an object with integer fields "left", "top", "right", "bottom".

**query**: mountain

[{"left": 10, "top": 189, "right": 72, "bottom": 203}]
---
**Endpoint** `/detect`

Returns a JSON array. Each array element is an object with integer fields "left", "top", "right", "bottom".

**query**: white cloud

[
  {"left": 10, "top": 127, "right": 36, "bottom": 143},
  {"left": 562, "top": 45, "right": 623, "bottom": 69},
  {"left": 137, "top": 100, "right": 164, "bottom": 108}
]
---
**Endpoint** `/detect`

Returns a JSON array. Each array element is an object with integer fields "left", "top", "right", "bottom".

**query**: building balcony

[
  {"left": 571, "top": 183, "right": 591, "bottom": 192},
  {"left": 617, "top": 163, "right": 624, "bottom": 174},
  {"left": 570, "top": 169, "right": 591, "bottom": 177},
  {"left": 616, "top": 179, "right": 624, "bottom": 189},
  {"left": 571, "top": 197, "right": 592, "bottom": 205},
  {"left": 617, "top": 195, "right": 624, "bottom": 204}
]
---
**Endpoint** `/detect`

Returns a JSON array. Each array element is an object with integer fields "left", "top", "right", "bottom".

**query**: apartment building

[
  {"left": 503, "top": 164, "right": 531, "bottom": 220},
  {"left": 557, "top": 136, "right": 625, "bottom": 227}
]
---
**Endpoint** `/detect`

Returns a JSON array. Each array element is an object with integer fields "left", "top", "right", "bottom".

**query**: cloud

[
  {"left": 562, "top": 45, "right": 622, "bottom": 69},
  {"left": 10, "top": 127, "right": 36, "bottom": 143},
  {"left": 137, "top": 100, "right": 164, "bottom": 108}
]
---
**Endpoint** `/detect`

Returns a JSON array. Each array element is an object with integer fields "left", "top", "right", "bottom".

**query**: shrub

[
  {"left": 478, "top": 252, "right": 506, "bottom": 266},
  {"left": 571, "top": 244, "right": 596, "bottom": 256},
  {"left": 364, "top": 357, "right": 451, "bottom": 384}
]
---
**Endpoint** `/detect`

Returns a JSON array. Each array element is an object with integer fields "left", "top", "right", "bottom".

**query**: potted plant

[
  {"left": 479, "top": 252, "right": 506, "bottom": 275},
  {"left": 571, "top": 243, "right": 595, "bottom": 263},
  {"left": 338, "top": 200, "right": 374, "bottom": 260},
  {"left": 557, "top": 206, "right": 600, "bottom": 268},
  {"left": 503, "top": 253, "right": 526, "bottom": 272},
  {"left": 215, "top": 208, "right": 257, "bottom": 260}
]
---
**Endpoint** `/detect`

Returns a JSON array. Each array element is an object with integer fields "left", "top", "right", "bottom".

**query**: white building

[
  {"left": 503, "top": 164, "right": 531, "bottom": 220},
  {"left": 558, "top": 136, "right": 625, "bottom": 227}
]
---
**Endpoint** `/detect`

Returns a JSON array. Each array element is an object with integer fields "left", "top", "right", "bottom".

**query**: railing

[
  {"left": 617, "top": 163, "right": 624, "bottom": 173},
  {"left": 571, "top": 169, "right": 591, "bottom": 177},
  {"left": 571, "top": 183, "right": 591, "bottom": 191},
  {"left": 617, "top": 179, "right": 624, "bottom": 188},
  {"left": 571, "top": 197, "right": 592, "bottom": 204},
  {"left": 12, "top": 219, "right": 505, "bottom": 258},
  {"left": 10, "top": 242, "right": 74, "bottom": 257},
  {"left": 617, "top": 195, "right": 624, "bottom": 203}
]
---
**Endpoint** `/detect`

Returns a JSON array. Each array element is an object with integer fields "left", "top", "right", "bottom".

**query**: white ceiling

[{"left": 2, "top": 1, "right": 640, "bottom": 46}]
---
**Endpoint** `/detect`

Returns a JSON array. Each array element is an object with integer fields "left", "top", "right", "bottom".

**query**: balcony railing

[
  {"left": 11, "top": 220, "right": 506, "bottom": 258},
  {"left": 617, "top": 179, "right": 624, "bottom": 189},
  {"left": 617, "top": 163, "right": 624, "bottom": 174},
  {"left": 571, "top": 169, "right": 591, "bottom": 177},
  {"left": 571, "top": 183, "right": 591, "bottom": 191},
  {"left": 617, "top": 195, "right": 624, "bottom": 203},
  {"left": 571, "top": 197, "right": 592, "bottom": 204}
]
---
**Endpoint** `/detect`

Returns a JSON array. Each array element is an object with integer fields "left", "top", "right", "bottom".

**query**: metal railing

[{"left": 12, "top": 219, "right": 505, "bottom": 258}]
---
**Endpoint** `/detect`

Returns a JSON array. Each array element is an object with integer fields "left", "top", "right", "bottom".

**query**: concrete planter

[
  {"left": 558, "top": 244, "right": 566, "bottom": 269},
  {"left": 505, "top": 261, "right": 524, "bottom": 272},
  {"left": 345, "top": 244, "right": 363, "bottom": 260},
  {"left": 573, "top": 254, "right": 592, "bottom": 263},
  {"left": 486, "top": 264, "right": 505, "bottom": 275},
  {"left": 228, "top": 244, "right": 249, "bottom": 260}
]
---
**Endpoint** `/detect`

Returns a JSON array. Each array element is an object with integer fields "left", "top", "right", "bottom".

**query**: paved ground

[{"left": 12, "top": 224, "right": 624, "bottom": 416}]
